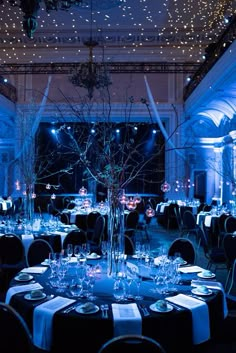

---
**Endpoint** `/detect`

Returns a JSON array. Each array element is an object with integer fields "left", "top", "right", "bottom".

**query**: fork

[
  {"left": 103, "top": 304, "right": 109, "bottom": 318},
  {"left": 101, "top": 304, "right": 105, "bottom": 318},
  {"left": 139, "top": 304, "right": 150, "bottom": 316}
]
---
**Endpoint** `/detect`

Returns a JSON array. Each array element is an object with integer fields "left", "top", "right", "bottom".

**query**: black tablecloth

[{"left": 8, "top": 258, "right": 225, "bottom": 353}]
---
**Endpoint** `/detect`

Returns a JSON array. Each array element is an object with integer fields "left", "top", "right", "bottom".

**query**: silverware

[
  {"left": 139, "top": 304, "right": 150, "bottom": 316},
  {"left": 101, "top": 305, "right": 105, "bottom": 318},
  {"left": 62, "top": 303, "right": 80, "bottom": 313},
  {"left": 165, "top": 301, "right": 183, "bottom": 311},
  {"left": 103, "top": 304, "right": 109, "bottom": 318}
]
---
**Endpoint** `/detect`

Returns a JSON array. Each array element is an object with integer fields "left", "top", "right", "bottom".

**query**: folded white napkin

[
  {"left": 191, "top": 280, "right": 228, "bottom": 318},
  {"left": 178, "top": 266, "right": 204, "bottom": 273},
  {"left": 5, "top": 282, "right": 43, "bottom": 304},
  {"left": 204, "top": 215, "right": 212, "bottom": 227},
  {"left": 1, "top": 202, "right": 7, "bottom": 210},
  {"left": 21, "top": 267, "right": 48, "bottom": 274},
  {"left": 33, "top": 296, "right": 76, "bottom": 350},
  {"left": 112, "top": 303, "right": 142, "bottom": 336},
  {"left": 166, "top": 294, "right": 210, "bottom": 344}
]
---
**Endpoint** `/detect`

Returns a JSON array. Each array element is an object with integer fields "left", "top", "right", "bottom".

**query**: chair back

[
  {"left": 0, "top": 302, "right": 34, "bottom": 353},
  {"left": 97, "top": 334, "right": 167, "bottom": 353},
  {"left": 0, "top": 233, "right": 25, "bottom": 265},
  {"left": 86, "top": 211, "right": 101, "bottom": 230},
  {"left": 182, "top": 210, "right": 197, "bottom": 229},
  {"left": 224, "top": 216, "right": 236, "bottom": 234},
  {"left": 59, "top": 212, "right": 70, "bottom": 225},
  {"left": 124, "top": 233, "right": 135, "bottom": 255},
  {"left": 168, "top": 237, "right": 196, "bottom": 264},
  {"left": 26, "top": 239, "right": 54, "bottom": 267},
  {"left": 62, "top": 229, "right": 87, "bottom": 249},
  {"left": 222, "top": 234, "right": 236, "bottom": 270},
  {"left": 126, "top": 210, "right": 139, "bottom": 229},
  {"left": 91, "top": 215, "right": 105, "bottom": 245}
]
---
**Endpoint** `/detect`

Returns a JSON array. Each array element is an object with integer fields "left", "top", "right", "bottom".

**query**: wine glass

[
  {"left": 87, "top": 268, "right": 97, "bottom": 301},
  {"left": 101, "top": 241, "right": 108, "bottom": 258},
  {"left": 48, "top": 252, "right": 59, "bottom": 279},
  {"left": 66, "top": 243, "right": 73, "bottom": 261},
  {"left": 74, "top": 245, "right": 81, "bottom": 261},
  {"left": 81, "top": 243, "right": 91, "bottom": 258},
  {"left": 55, "top": 260, "right": 67, "bottom": 293},
  {"left": 131, "top": 266, "right": 143, "bottom": 300}
]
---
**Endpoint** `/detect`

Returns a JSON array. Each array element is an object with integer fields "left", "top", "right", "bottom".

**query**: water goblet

[
  {"left": 66, "top": 243, "right": 73, "bottom": 261},
  {"left": 131, "top": 267, "right": 143, "bottom": 300},
  {"left": 74, "top": 245, "right": 81, "bottom": 261},
  {"left": 101, "top": 241, "right": 108, "bottom": 258}
]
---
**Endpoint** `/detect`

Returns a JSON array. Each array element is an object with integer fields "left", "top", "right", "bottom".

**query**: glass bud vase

[{"left": 107, "top": 188, "right": 125, "bottom": 278}]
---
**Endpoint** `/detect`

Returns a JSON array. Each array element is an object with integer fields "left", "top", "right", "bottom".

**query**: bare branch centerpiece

[{"left": 51, "top": 93, "right": 164, "bottom": 277}]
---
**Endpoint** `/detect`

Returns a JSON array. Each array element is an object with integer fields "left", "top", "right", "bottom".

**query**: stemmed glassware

[
  {"left": 101, "top": 241, "right": 108, "bottom": 258},
  {"left": 66, "top": 243, "right": 73, "bottom": 261},
  {"left": 74, "top": 245, "right": 81, "bottom": 261},
  {"left": 86, "top": 267, "right": 97, "bottom": 300},
  {"left": 131, "top": 266, "right": 143, "bottom": 300},
  {"left": 81, "top": 243, "right": 91, "bottom": 258},
  {"left": 55, "top": 258, "right": 68, "bottom": 293}
]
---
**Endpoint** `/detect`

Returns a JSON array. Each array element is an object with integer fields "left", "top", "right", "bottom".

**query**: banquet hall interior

[{"left": 0, "top": 0, "right": 236, "bottom": 353}]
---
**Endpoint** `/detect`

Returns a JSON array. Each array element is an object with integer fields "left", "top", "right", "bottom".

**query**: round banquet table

[{"left": 8, "top": 257, "right": 225, "bottom": 353}]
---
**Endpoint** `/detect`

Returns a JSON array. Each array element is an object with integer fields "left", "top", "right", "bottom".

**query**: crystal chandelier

[{"left": 69, "top": 38, "right": 112, "bottom": 100}]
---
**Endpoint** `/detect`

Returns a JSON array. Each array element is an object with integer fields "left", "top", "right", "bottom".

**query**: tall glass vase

[{"left": 107, "top": 188, "right": 125, "bottom": 278}]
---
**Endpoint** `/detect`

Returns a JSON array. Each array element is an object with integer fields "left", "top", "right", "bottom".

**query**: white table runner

[
  {"left": 5, "top": 282, "right": 43, "bottom": 304},
  {"left": 112, "top": 303, "right": 142, "bottom": 336},
  {"left": 33, "top": 296, "right": 76, "bottom": 350},
  {"left": 166, "top": 293, "right": 210, "bottom": 344},
  {"left": 191, "top": 280, "right": 228, "bottom": 318}
]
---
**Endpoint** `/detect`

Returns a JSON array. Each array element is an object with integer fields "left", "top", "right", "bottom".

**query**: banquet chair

[
  {"left": 26, "top": 238, "right": 54, "bottom": 267},
  {"left": 125, "top": 210, "right": 140, "bottom": 238},
  {"left": 97, "top": 334, "right": 167, "bottom": 353},
  {"left": 202, "top": 204, "right": 212, "bottom": 212},
  {"left": 180, "top": 210, "right": 201, "bottom": 246},
  {"left": 165, "top": 203, "right": 179, "bottom": 230},
  {"left": 217, "top": 213, "right": 229, "bottom": 246},
  {"left": 222, "top": 233, "right": 236, "bottom": 292},
  {"left": 0, "top": 302, "right": 34, "bottom": 353},
  {"left": 59, "top": 212, "right": 70, "bottom": 225},
  {"left": 62, "top": 229, "right": 87, "bottom": 250},
  {"left": 173, "top": 206, "right": 183, "bottom": 233},
  {"left": 88, "top": 215, "right": 105, "bottom": 254},
  {"left": 168, "top": 237, "right": 196, "bottom": 264},
  {"left": 0, "top": 233, "right": 25, "bottom": 288},
  {"left": 198, "top": 223, "right": 227, "bottom": 273},
  {"left": 86, "top": 211, "right": 101, "bottom": 239},
  {"left": 124, "top": 233, "right": 135, "bottom": 255},
  {"left": 224, "top": 215, "right": 236, "bottom": 234}
]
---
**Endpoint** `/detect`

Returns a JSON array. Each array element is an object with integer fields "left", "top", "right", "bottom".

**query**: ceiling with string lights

[{"left": 0, "top": 0, "right": 234, "bottom": 65}]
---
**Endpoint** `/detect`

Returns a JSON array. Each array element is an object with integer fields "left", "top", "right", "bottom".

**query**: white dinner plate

[
  {"left": 149, "top": 303, "right": 173, "bottom": 313},
  {"left": 197, "top": 272, "right": 216, "bottom": 279},
  {"left": 175, "top": 259, "right": 187, "bottom": 266},
  {"left": 14, "top": 274, "right": 33, "bottom": 282},
  {"left": 41, "top": 259, "right": 50, "bottom": 266},
  {"left": 132, "top": 254, "right": 145, "bottom": 259},
  {"left": 24, "top": 293, "right": 47, "bottom": 301},
  {"left": 86, "top": 254, "right": 101, "bottom": 260},
  {"left": 75, "top": 304, "right": 99, "bottom": 315},
  {"left": 191, "top": 287, "right": 213, "bottom": 296}
]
